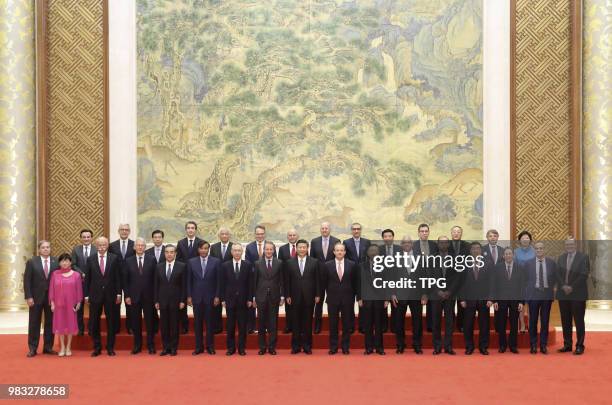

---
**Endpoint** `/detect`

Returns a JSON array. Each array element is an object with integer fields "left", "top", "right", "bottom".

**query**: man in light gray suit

[
  {"left": 252, "top": 241, "right": 284, "bottom": 355},
  {"left": 71, "top": 229, "right": 97, "bottom": 335}
]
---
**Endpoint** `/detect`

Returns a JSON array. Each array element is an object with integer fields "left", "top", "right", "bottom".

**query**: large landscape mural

[{"left": 137, "top": 0, "right": 483, "bottom": 242}]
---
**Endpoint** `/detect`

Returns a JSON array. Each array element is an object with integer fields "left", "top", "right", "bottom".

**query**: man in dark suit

[
  {"left": 459, "top": 242, "right": 492, "bottom": 355},
  {"left": 124, "top": 238, "right": 157, "bottom": 354},
  {"left": 360, "top": 244, "right": 388, "bottom": 355},
  {"left": 252, "top": 241, "right": 284, "bottom": 355},
  {"left": 220, "top": 244, "right": 253, "bottom": 356},
  {"left": 321, "top": 242, "right": 359, "bottom": 355},
  {"left": 187, "top": 240, "right": 221, "bottom": 355},
  {"left": 24, "top": 240, "right": 59, "bottom": 357},
  {"left": 490, "top": 247, "right": 524, "bottom": 353},
  {"left": 450, "top": 225, "right": 470, "bottom": 332},
  {"left": 380, "top": 229, "right": 401, "bottom": 334},
  {"left": 285, "top": 239, "right": 320, "bottom": 354},
  {"left": 245, "top": 225, "right": 276, "bottom": 333},
  {"left": 144, "top": 229, "right": 165, "bottom": 335},
  {"left": 413, "top": 223, "right": 438, "bottom": 333},
  {"left": 155, "top": 244, "right": 186, "bottom": 356},
  {"left": 71, "top": 229, "right": 96, "bottom": 335},
  {"left": 343, "top": 222, "right": 370, "bottom": 333},
  {"left": 209, "top": 227, "right": 233, "bottom": 333},
  {"left": 175, "top": 221, "right": 202, "bottom": 334},
  {"left": 310, "top": 222, "right": 340, "bottom": 334},
  {"left": 84, "top": 237, "right": 122, "bottom": 357},
  {"left": 108, "top": 223, "right": 135, "bottom": 334},
  {"left": 430, "top": 236, "right": 462, "bottom": 355},
  {"left": 278, "top": 228, "right": 299, "bottom": 334},
  {"left": 556, "top": 238, "right": 589, "bottom": 355},
  {"left": 483, "top": 229, "right": 505, "bottom": 334},
  {"left": 524, "top": 242, "right": 557, "bottom": 354}
]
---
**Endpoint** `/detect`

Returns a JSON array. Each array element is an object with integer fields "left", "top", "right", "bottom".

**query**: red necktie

[
  {"left": 100, "top": 256, "right": 105, "bottom": 275},
  {"left": 267, "top": 260, "right": 272, "bottom": 275},
  {"left": 291, "top": 244, "right": 296, "bottom": 257}
]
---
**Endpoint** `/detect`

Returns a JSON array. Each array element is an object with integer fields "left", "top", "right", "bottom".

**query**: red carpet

[{"left": 1, "top": 332, "right": 609, "bottom": 404}]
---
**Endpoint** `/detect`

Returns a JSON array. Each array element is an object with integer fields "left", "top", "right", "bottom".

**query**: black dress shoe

[
  {"left": 291, "top": 348, "right": 300, "bottom": 354},
  {"left": 433, "top": 349, "right": 441, "bottom": 355},
  {"left": 148, "top": 349, "right": 156, "bottom": 354},
  {"left": 342, "top": 349, "right": 350, "bottom": 355},
  {"left": 540, "top": 346, "right": 548, "bottom": 354},
  {"left": 207, "top": 348, "right": 216, "bottom": 355},
  {"left": 465, "top": 348, "right": 474, "bottom": 355},
  {"left": 181, "top": 328, "right": 188, "bottom": 335},
  {"left": 248, "top": 329, "right": 255, "bottom": 335},
  {"left": 214, "top": 329, "right": 222, "bottom": 334},
  {"left": 78, "top": 330, "right": 84, "bottom": 336},
  {"left": 396, "top": 346, "right": 405, "bottom": 354},
  {"left": 170, "top": 350, "right": 177, "bottom": 356},
  {"left": 27, "top": 351, "right": 36, "bottom": 357},
  {"left": 479, "top": 349, "right": 489, "bottom": 355},
  {"left": 160, "top": 350, "right": 169, "bottom": 356},
  {"left": 364, "top": 349, "right": 373, "bottom": 355},
  {"left": 304, "top": 349, "right": 312, "bottom": 355},
  {"left": 269, "top": 350, "right": 277, "bottom": 355},
  {"left": 445, "top": 349, "right": 456, "bottom": 355},
  {"left": 283, "top": 328, "right": 291, "bottom": 334},
  {"left": 107, "top": 350, "right": 116, "bottom": 356},
  {"left": 131, "top": 349, "right": 141, "bottom": 355},
  {"left": 376, "top": 349, "right": 386, "bottom": 355},
  {"left": 328, "top": 349, "right": 337, "bottom": 355},
  {"left": 498, "top": 347, "right": 506, "bottom": 353},
  {"left": 314, "top": 328, "right": 321, "bottom": 335},
  {"left": 226, "top": 350, "right": 235, "bottom": 356},
  {"left": 192, "top": 349, "right": 203, "bottom": 355},
  {"left": 238, "top": 350, "right": 246, "bottom": 356},
  {"left": 91, "top": 350, "right": 101, "bottom": 357},
  {"left": 43, "top": 349, "right": 58, "bottom": 355},
  {"left": 414, "top": 348, "right": 423, "bottom": 354},
  {"left": 574, "top": 346, "right": 584, "bottom": 355},
  {"left": 558, "top": 346, "right": 572, "bottom": 353},
  {"left": 510, "top": 348, "right": 519, "bottom": 354},
  {"left": 530, "top": 346, "right": 537, "bottom": 354},
  {"left": 258, "top": 349, "right": 266, "bottom": 355},
  {"left": 127, "top": 329, "right": 133, "bottom": 335}
]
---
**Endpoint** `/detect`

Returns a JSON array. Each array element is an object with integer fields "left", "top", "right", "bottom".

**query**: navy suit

[
  {"left": 187, "top": 255, "right": 221, "bottom": 351},
  {"left": 209, "top": 241, "right": 233, "bottom": 333},
  {"left": 459, "top": 260, "right": 493, "bottom": 352},
  {"left": 524, "top": 257, "right": 557, "bottom": 349},
  {"left": 220, "top": 260, "right": 253, "bottom": 352}
]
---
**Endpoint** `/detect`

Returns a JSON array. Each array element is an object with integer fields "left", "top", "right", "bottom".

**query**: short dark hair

[
  {"left": 381, "top": 228, "right": 395, "bottom": 237},
  {"left": 185, "top": 221, "right": 197, "bottom": 230},
  {"left": 517, "top": 230, "right": 532, "bottom": 241},
  {"left": 255, "top": 224, "right": 266, "bottom": 232},
  {"left": 165, "top": 244, "right": 176, "bottom": 251},
  {"left": 296, "top": 239, "right": 309, "bottom": 247},
  {"left": 197, "top": 240, "right": 210, "bottom": 249},
  {"left": 418, "top": 223, "right": 430, "bottom": 231},
  {"left": 470, "top": 241, "right": 482, "bottom": 249},
  {"left": 152, "top": 229, "right": 164, "bottom": 238},
  {"left": 80, "top": 229, "right": 93, "bottom": 237},
  {"left": 57, "top": 253, "right": 72, "bottom": 263}
]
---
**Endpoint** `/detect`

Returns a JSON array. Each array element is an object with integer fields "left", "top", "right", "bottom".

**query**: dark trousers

[
  {"left": 425, "top": 300, "right": 432, "bottom": 331},
  {"left": 431, "top": 299, "right": 455, "bottom": 351},
  {"left": 497, "top": 300, "right": 520, "bottom": 350},
  {"left": 285, "top": 302, "right": 293, "bottom": 332},
  {"left": 528, "top": 300, "right": 552, "bottom": 348},
  {"left": 456, "top": 304, "right": 464, "bottom": 330},
  {"left": 247, "top": 307, "right": 256, "bottom": 331},
  {"left": 90, "top": 299, "right": 116, "bottom": 351},
  {"left": 193, "top": 301, "right": 215, "bottom": 350},
  {"left": 407, "top": 300, "right": 424, "bottom": 348},
  {"left": 160, "top": 305, "right": 180, "bottom": 351},
  {"left": 362, "top": 301, "right": 384, "bottom": 351},
  {"left": 313, "top": 291, "right": 325, "bottom": 331},
  {"left": 384, "top": 304, "right": 392, "bottom": 333},
  {"left": 393, "top": 301, "right": 408, "bottom": 348},
  {"left": 291, "top": 300, "right": 314, "bottom": 351},
  {"left": 463, "top": 300, "right": 490, "bottom": 350},
  {"left": 559, "top": 300, "right": 585, "bottom": 348},
  {"left": 130, "top": 300, "right": 155, "bottom": 350},
  {"left": 112, "top": 301, "right": 121, "bottom": 333},
  {"left": 179, "top": 306, "right": 189, "bottom": 332},
  {"left": 213, "top": 304, "right": 223, "bottom": 333},
  {"left": 28, "top": 300, "right": 54, "bottom": 352},
  {"left": 328, "top": 301, "right": 353, "bottom": 351},
  {"left": 226, "top": 305, "right": 248, "bottom": 351},
  {"left": 257, "top": 297, "right": 279, "bottom": 351}
]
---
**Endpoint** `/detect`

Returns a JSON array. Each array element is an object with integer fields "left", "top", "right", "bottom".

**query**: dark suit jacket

[
  {"left": 109, "top": 239, "right": 135, "bottom": 261},
  {"left": 71, "top": 244, "right": 97, "bottom": 273},
  {"left": 278, "top": 243, "right": 297, "bottom": 262},
  {"left": 186, "top": 255, "right": 221, "bottom": 304},
  {"left": 145, "top": 245, "right": 166, "bottom": 265},
  {"left": 252, "top": 257, "right": 284, "bottom": 304},
  {"left": 392, "top": 250, "right": 426, "bottom": 300},
  {"left": 220, "top": 260, "right": 253, "bottom": 308},
  {"left": 123, "top": 254, "right": 157, "bottom": 304},
  {"left": 524, "top": 257, "right": 557, "bottom": 301},
  {"left": 556, "top": 252, "right": 589, "bottom": 301},
  {"left": 310, "top": 236, "right": 340, "bottom": 262},
  {"left": 343, "top": 237, "right": 371, "bottom": 264},
  {"left": 210, "top": 241, "right": 233, "bottom": 263},
  {"left": 459, "top": 260, "right": 492, "bottom": 302},
  {"left": 413, "top": 240, "right": 439, "bottom": 256},
  {"left": 23, "top": 256, "right": 59, "bottom": 304},
  {"left": 245, "top": 240, "right": 276, "bottom": 265},
  {"left": 449, "top": 240, "right": 470, "bottom": 256},
  {"left": 379, "top": 243, "right": 402, "bottom": 257},
  {"left": 322, "top": 259, "right": 359, "bottom": 305},
  {"left": 84, "top": 253, "right": 122, "bottom": 304},
  {"left": 176, "top": 237, "right": 203, "bottom": 263},
  {"left": 285, "top": 256, "right": 320, "bottom": 304},
  {"left": 483, "top": 244, "right": 505, "bottom": 267},
  {"left": 154, "top": 261, "right": 186, "bottom": 308},
  {"left": 490, "top": 261, "right": 525, "bottom": 303},
  {"left": 429, "top": 252, "right": 462, "bottom": 299}
]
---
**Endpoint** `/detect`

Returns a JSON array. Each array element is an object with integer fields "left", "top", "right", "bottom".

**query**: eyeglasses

[{"left": 351, "top": 228, "right": 361, "bottom": 231}]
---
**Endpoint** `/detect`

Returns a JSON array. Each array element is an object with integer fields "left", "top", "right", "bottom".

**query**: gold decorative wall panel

[
  {"left": 512, "top": 0, "right": 574, "bottom": 240},
  {"left": 40, "top": 0, "right": 107, "bottom": 254},
  {"left": 0, "top": 0, "right": 37, "bottom": 310}
]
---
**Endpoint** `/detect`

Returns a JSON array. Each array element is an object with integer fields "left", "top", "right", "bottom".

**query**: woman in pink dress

[{"left": 49, "top": 253, "right": 83, "bottom": 357}]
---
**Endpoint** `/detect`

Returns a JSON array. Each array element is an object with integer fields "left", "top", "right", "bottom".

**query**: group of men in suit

[{"left": 24, "top": 221, "right": 591, "bottom": 357}]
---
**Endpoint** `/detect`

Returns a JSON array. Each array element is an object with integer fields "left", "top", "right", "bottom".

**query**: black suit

[
  {"left": 23, "top": 256, "right": 58, "bottom": 353},
  {"left": 459, "top": 261, "right": 492, "bottom": 351},
  {"left": 413, "top": 240, "right": 438, "bottom": 332},
  {"left": 71, "top": 244, "right": 96, "bottom": 334},
  {"left": 109, "top": 239, "right": 134, "bottom": 334},
  {"left": 557, "top": 251, "right": 590, "bottom": 350},
  {"left": 381, "top": 244, "right": 402, "bottom": 337},
  {"left": 310, "top": 235, "right": 340, "bottom": 332},
  {"left": 278, "top": 242, "right": 297, "bottom": 333},
  {"left": 285, "top": 256, "right": 320, "bottom": 351},
  {"left": 175, "top": 237, "right": 202, "bottom": 332},
  {"left": 220, "top": 260, "right": 253, "bottom": 352},
  {"left": 85, "top": 253, "right": 121, "bottom": 352},
  {"left": 210, "top": 241, "right": 233, "bottom": 333},
  {"left": 430, "top": 251, "right": 461, "bottom": 352},
  {"left": 321, "top": 258, "right": 359, "bottom": 352},
  {"left": 154, "top": 261, "right": 186, "bottom": 352},
  {"left": 450, "top": 240, "right": 470, "bottom": 331},
  {"left": 124, "top": 254, "right": 157, "bottom": 351},
  {"left": 144, "top": 245, "right": 164, "bottom": 333},
  {"left": 360, "top": 259, "right": 387, "bottom": 352},
  {"left": 344, "top": 237, "right": 371, "bottom": 333},
  {"left": 252, "top": 257, "right": 284, "bottom": 351},
  {"left": 490, "top": 260, "right": 524, "bottom": 350}
]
